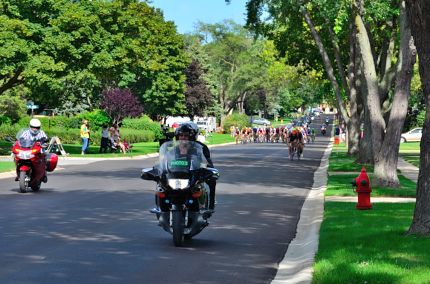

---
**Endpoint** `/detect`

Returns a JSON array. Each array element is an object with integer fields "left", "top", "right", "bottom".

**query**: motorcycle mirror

[
  {"left": 141, "top": 168, "right": 158, "bottom": 181},
  {"left": 204, "top": 167, "right": 220, "bottom": 180}
]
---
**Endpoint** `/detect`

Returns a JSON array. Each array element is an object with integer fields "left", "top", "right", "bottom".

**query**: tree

[
  {"left": 184, "top": 59, "right": 213, "bottom": 119},
  {"left": 354, "top": 0, "right": 416, "bottom": 187},
  {"left": 0, "top": 93, "right": 27, "bottom": 123},
  {"left": 406, "top": 0, "right": 430, "bottom": 235},
  {"left": 0, "top": 0, "right": 188, "bottom": 118},
  {"left": 0, "top": 0, "right": 67, "bottom": 98},
  {"left": 195, "top": 22, "right": 300, "bottom": 124},
  {"left": 245, "top": 0, "right": 415, "bottom": 187},
  {"left": 100, "top": 88, "right": 143, "bottom": 126}
]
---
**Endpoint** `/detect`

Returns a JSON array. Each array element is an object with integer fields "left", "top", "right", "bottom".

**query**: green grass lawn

[
  {"left": 62, "top": 142, "right": 160, "bottom": 157},
  {"left": 314, "top": 141, "right": 427, "bottom": 283},
  {"left": 314, "top": 202, "right": 430, "bottom": 284},
  {"left": 329, "top": 144, "right": 374, "bottom": 172},
  {"left": 326, "top": 173, "right": 416, "bottom": 197},
  {"left": 202, "top": 133, "right": 235, "bottom": 145},
  {"left": 399, "top": 142, "right": 420, "bottom": 167},
  {"left": 0, "top": 161, "right": 14, "bottom": 173}
]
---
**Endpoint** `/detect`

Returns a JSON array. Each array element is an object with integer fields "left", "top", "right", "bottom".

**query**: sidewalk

[{"left": 272, "top": 151, "right": 419, "bottom": 283}]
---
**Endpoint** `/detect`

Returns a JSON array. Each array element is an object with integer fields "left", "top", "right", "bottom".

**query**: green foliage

[
  {"left": 121, "top": 116, "right": 163, "bottom": 140},
  {"left": 0, "top": 124, "right": 21, "bottom": 140},
  {"left": 42, "top": 127, "right": 154, "bottom": 145},
  {"left": 0, "top": 94, "right": 27, "bottom": 123},
  {"left": 1, "top": 0, "right": 188, "bottom": 118},
  {"left": 222, "top": 113, "right": 250, "bottom": 132},
  {"left": 77, "top": 109, "right": 110, "bottom": 130},
  {"left": 416, "top": 110, "right": 425, "bottom": 127},
  {"left": 0, "top": 115, "right": 12, "bottom": 125}
]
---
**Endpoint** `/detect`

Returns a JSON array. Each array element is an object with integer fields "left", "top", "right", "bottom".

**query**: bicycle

[{"left": 289, "top": 140, "right": 302, "bottom": 160}]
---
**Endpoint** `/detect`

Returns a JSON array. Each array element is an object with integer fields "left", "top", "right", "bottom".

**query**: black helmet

[{"left": 175, "top": 122, "right": 199, "bottom": 141}]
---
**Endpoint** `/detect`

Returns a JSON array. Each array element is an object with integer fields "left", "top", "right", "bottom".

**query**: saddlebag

[{"left": 46, "top": 153, "right": 58, "bottom": 172}]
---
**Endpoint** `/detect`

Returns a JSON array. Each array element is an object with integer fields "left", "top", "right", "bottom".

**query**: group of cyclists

[{"left": 230, "top": 124, "right": 317, "bottom": 159}]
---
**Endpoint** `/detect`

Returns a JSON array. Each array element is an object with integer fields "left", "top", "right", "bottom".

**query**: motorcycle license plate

[
  {"left": 18, "top": 151, "right": 33, "bottom": 159},
  {"left": 170, "top": 160, "right": 189, "bottom": 167}
]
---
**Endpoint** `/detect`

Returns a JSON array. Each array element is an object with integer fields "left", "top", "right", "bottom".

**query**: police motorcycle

[{"left": 141, "top": 140, "right": 219, "bottom": 246}]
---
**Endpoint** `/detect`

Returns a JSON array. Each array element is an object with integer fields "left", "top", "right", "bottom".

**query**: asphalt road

[{"left": 0, "top": 122, "right": 331, "bottom": 284}]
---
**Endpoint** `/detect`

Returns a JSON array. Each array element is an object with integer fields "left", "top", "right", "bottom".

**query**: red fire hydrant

[{"left": 352, "top": 167, "right": 372, "bottom": 210}]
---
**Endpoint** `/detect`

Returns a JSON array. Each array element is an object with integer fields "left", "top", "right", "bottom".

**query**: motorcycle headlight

[
  {"left": 17, "top": 150, "right": 34, "bottom": 159},
  {"left": 168, "top": 179, "right": 189, "bottom": 190}
]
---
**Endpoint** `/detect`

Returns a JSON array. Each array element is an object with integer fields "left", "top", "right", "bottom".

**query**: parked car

[
  {"left": 400, "top": 128, "right": 422, "bottom": 143},
  {"left": 251, "top": 118, "right": 271, "bottom": 126}
]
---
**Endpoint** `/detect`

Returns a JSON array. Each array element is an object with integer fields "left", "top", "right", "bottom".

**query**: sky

[{"left": 148, "top": 0, "right": 248, "bottom": 34}]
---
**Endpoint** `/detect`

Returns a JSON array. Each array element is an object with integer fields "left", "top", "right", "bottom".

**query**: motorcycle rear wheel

[
  {"left": 172, "top": 211, "right": 184, "bottom": 247},
  {"left": 18, "top": 171, "right": 29, "bottom": 193}
]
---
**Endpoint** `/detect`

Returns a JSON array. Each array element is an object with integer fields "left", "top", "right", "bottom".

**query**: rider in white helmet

[
  {"left": 17, "top": 118, "right": 48, "bottom": 143},
  {"left": 15, "top": 118, "right": 49, "bottom": 182}
]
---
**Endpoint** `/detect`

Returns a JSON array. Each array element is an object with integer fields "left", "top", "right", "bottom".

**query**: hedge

[{"left": 0, "top": 124, "right": 154, "bottom": 146}]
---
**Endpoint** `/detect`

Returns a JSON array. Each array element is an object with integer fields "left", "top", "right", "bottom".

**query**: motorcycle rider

[
  {"left": 153, "top": 122, "right": 217, "bottom": 213},
  {"left": 16, "top": 118, "right": 49, "bottom": 182},
  {"left": 321, "top": 124, "right": 327, "bottom": 135},
  {"left": 18, "top": 118, "right": 48, "bottom": 143}
]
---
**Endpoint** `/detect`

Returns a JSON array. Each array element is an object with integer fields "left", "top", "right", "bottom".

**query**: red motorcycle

[{"left": 12, "top": 138, "right": 58, "bottom": 193}]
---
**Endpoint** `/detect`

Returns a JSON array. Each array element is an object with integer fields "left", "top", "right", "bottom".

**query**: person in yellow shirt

[{"left": 80, "top": 120, "right": 90, "bottom": 155}]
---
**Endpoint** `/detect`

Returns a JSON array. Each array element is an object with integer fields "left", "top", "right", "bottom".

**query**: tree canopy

[{"left": 0, "top": 0, "right": 188, "bottom": 119}]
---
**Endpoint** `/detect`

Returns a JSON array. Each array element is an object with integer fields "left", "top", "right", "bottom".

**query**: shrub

[
  {"left": 0, "top": 94, "right": 27, "bottom": 123},
  {"left": 416, "top": 110, "right": 425, "bottom": 127},
  {"left": 223, "top": 113, "right": 250, "bottom": 132},
  {"left": 122, "top": 115, "right": 163, "bottom": 140},
  {"left": 77, "top": 109, "right": 110, "bottom": 130},
  {"left": 0, "top": 115, "right": 12, "bottom": 125},
  {"left": 0, "top": 124, "right": 21, "bottom": 140}
]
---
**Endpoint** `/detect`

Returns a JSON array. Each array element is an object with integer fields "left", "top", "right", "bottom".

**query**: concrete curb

[{"left": 272, "top": 142, "right": 333, "bottom": 283}]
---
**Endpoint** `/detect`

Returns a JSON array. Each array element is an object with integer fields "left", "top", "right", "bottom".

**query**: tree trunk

[
  {"left": 406, "top": 0, "right": 430, "bottom": 235},
  {"left": 346, "top": 19, "right": 360, "bottom": 156},
  {"left": 300, "top": 6, "right": 350, "bottom": 127},
  {"left": 374, "top": 1, "right": 416, "bottom": 188},
  {"left": 355, "top": 11, "right": 385, "bottom": 161},
  {"left": 358, "top": 100, "right": 374, "bottom": 164},
  {"left": 355, "top": 1, "right": 413, "bottom": 186}
]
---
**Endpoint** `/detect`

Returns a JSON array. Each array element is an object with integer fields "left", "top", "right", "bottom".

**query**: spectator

[
  {"left": 108, "top": 124, "right": 126, "bottom": 154},
  {"left": 116, "top": 137, "right": 127, "bottom": 154},
  {"left": 109, "top": 124, "right": 119, "bottom": 148},
  {"left": 99, "top": 123, "right": 109, "bottom": 153},
  {"left": 80, "top": 119, "right": 90, "bottom": 155}
]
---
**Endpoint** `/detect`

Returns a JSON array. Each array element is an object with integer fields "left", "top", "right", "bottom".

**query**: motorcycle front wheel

[
  {"left": 172, "top": 211, "right": 184, "bottom": 247},
  {"left": 18, "top": 171, "right": 29, "bottom": 193}
]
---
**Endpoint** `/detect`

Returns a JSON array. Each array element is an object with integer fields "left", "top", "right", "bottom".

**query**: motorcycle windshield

[
  {"left": 157, "top": 140, "right": 205, "bottom": 177},
  {"left": 16, "top": 129, "right": 36, "bottom": 148}
]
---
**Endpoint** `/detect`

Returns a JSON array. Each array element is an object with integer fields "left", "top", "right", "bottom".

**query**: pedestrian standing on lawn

[
  {"left": 80, "top": 119, "right": 90, "bottom": 155},
  {"left": 99, "top": 123, "right": 109, "bottom": 153}
]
